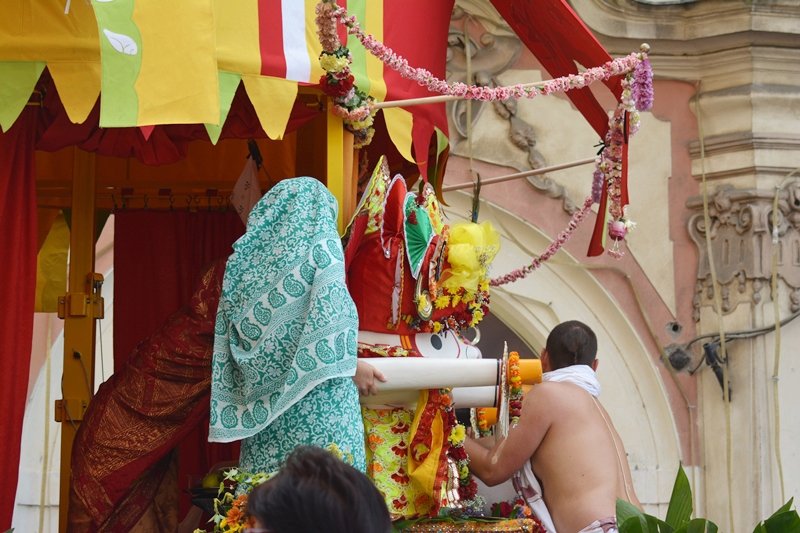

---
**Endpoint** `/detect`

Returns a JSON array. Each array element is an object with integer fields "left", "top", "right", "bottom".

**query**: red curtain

[
  {"left": 0, "top": 110, "right": 38, "bottom": 528},
  {"left": 114, "top": 210, "right": 243, "bottom": 516}
]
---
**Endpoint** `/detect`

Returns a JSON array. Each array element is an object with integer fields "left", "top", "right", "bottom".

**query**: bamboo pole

[{"left": 442, "top": 156, "right": 596, "bottom": 192}]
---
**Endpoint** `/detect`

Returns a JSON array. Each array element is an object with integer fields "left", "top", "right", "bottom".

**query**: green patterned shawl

[{"left": 209, "top": 177, "right": 359, "bottom": 442}]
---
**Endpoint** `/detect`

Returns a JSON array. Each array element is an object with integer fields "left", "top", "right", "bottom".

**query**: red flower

[
  {"left": 319, "top": 74, "right": 355, "bottom": 97},
  {"left": 449, "top": 446, "right": 467, "bottom": 461},
  {"left": 458, "top": 479, "right": 478, "bottom": 501}
]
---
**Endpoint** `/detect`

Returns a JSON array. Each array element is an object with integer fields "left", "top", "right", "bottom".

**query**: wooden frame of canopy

[
  {"left": 46, "top": 104, "right": 357, "bottom": 532},
  {"left": 0, "top": 1, "right": 627, "bottom": 531}
]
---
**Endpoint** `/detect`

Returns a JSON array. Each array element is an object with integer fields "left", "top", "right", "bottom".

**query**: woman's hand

[{"left": 353, "top": 361, "right": 387, "bottom": 396}]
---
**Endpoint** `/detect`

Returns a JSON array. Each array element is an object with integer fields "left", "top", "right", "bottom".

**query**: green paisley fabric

[
  {"left": 209, "top": 178, "right": 364, "bottom": 469},
  {"left": 238, "top": 377, "right": 366, "bottom": 473}
]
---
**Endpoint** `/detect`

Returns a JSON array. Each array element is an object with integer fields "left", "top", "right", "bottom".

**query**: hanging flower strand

[
  {"left": 315, "top": 0, "right": 376, "bottom": 148},
  {"left": 315, "top": 1, "right": 655, "bottom": 273},
  {"left": 490, "top": 197, "right": 594, "bottom": 287},
  {"left": 326, "top": 3, "right": 648, "bottom": 104}
]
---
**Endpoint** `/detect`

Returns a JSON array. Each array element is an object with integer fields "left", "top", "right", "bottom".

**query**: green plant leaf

[
  {"left": 621, "top": 515, "right": 650, "bottom": 533},
  {"left": 761, "top": 510, "right": 800, "bottom": 532},
  {"left": 769, "top": 498, "right": 795, "bottom": 518},
  {"left": 685, "top": 518, "right": 718, "bottom": 533},
  {"left": 665, "top": 465, "right": 693, "bottom": 528},
  {"left": 618, "top": 498, "right": 646, "bottom": 526},
  {"left": 646, "top": 515, "right": 673, "bottom": 532}
]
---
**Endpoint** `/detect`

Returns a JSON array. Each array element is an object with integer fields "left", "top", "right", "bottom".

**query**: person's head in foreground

[
  {"left": 542, "top": 319, "right": 598, "bottom": 372},
  {"left": 246, "top": 445, "right": 392, "bottom": 533}
]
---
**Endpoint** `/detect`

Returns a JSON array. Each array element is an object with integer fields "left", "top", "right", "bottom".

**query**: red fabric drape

[
  {"left": 490, "top": 0, "right": 629, "bottom": 257},
  {"left": 114, "top": 210, "right": 243, "bottom": 517},
  {"left": 0, "top": 109, "right": 38, "bottom": 528}
]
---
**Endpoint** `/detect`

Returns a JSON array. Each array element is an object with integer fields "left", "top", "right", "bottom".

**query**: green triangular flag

[
  {"left": 0, "top": 61, "right": 45, "bottom": 132},
  {"left": 205, "top": 71, "right": 241, "bottom": 145}
]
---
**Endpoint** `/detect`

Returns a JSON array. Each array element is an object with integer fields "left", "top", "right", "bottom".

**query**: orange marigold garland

[
  {"left": 508, "top": 352, "right": 523, "bottom": 427},
  {"left": 475, "top": 408, "right": 492, "bottom": 438}
]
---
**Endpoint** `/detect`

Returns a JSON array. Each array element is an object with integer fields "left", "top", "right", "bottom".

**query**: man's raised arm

[{"left": 463, "top": 384, "right": 553, "bottom": 486}]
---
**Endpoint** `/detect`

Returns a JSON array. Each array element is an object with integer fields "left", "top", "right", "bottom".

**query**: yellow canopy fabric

[{"left": 0, "top": 1, "right": 393, "bottom": 139}]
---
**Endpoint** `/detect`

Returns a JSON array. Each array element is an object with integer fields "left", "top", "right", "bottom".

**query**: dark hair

[
  {"left": 545, "top": 320, "right": 598, "bottom": 369},
  {"left": 246, "top": 446, "right": 391, "bottom": 533}
]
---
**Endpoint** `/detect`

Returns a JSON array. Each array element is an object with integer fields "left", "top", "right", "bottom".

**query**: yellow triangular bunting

[
  {"left": 382, "top": 107, "right": 415, "bottom": 163},
  {"left": 48, "top": 62, "right": 101, "bottom": 124},
  {"left": 242, "top": 76, "right": 298, "bottom": 141}
]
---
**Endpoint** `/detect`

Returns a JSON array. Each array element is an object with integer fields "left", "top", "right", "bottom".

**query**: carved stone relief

[
  {"left": 687, "top": 184, "right": 800, "bottom": 320},
  {"left": 447, "top": 5, "right": 578, "bottom": 214}
]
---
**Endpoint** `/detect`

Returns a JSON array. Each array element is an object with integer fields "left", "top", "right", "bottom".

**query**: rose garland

[
  {"left": 315, "top": 1, "right": 376, "bottom": 148},
  {"left": 442, "top": 390, "right": 480, "bottom": 505}
]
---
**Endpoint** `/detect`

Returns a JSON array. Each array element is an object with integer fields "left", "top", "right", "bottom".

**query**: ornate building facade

[{"left": 447, "top": 0, "right": 800, "bottom": 528}]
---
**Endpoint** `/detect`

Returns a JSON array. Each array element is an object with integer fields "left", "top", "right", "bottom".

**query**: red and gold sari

[{"left": 68, "top": 260, "right": 225, "bottom": 532}]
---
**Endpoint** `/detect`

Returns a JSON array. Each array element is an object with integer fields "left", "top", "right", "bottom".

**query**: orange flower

[{"left": 368, "top": 433, "right": 385, "bottom": 446}]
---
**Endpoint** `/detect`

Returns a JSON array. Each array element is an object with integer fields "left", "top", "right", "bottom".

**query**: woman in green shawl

[{"left": 209, "top": 177, "right": 367, "bottom": 473}]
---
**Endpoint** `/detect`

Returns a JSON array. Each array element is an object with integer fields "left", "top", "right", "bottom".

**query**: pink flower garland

[
  {"left": 315, "top": 1, "right": 376, "bottom": 148},
  {"left": 328, "top": 3, "right": 646, "bottom": 104},
  {"left": 490, "top": 197, "right": 594, "bottom": 287},
  {"left": 314, "top": 2, "right": 656, "bottom": 276}
]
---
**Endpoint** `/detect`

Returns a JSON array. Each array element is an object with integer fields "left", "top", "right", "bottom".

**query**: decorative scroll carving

[
  {"left": 687, "top": 184, "right": 800, "bottom": 320},
  {"left": 447, "top": 7, "right": 578, "bottom": 214}
]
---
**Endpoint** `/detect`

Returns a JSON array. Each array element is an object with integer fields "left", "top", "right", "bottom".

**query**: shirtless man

[{"left": 465, "top": 320, "right": 641, "bottom": 533}]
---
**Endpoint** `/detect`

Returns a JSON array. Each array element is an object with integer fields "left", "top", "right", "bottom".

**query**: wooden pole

[
  {"left": 441, "top": 156, "right": 596, "bottom": 192},
  {"left": 58, "top": 148, "right": 101, "bottom": 533}
]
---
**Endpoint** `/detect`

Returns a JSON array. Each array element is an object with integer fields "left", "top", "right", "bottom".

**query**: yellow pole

[
  {"left": 57, "top": 148, "right": 101, "bottom": 533},
  {"left": 325, "top": 100, "right": 357, "bottom": 233}
]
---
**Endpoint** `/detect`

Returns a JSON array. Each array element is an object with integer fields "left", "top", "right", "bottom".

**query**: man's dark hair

[
  {"left": 545, "top": 320, "right": 598, "bottom": 369},
  {"left": 246, "top": 445, "right": 391, "bottom": 533}
]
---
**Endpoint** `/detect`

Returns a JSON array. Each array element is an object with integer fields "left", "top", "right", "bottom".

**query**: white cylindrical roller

[
  {"left": 361, "top": 385, "right": 499, "bottom": 409},
  {"left": 364, "top": 358, "right": 500, "bottom": 391}
]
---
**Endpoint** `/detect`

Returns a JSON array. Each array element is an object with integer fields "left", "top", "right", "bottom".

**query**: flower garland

[
  {"left": 490, "top": 197, "right": 594, "bottom": 286},
  {"left": 475, "top": 407, "right": 492, "bottom": 438},
  {"left": 194, "top": 469, "right": 274, "bottom": 533},
  {"left": 316, "top": 1, "right": 655, "bottom": 271},
  {"left": 194, "top": 444, "right": 354, "bottom": 533},
  {"left": 404, "top": 282, "right": 491, "bottom": 333},
  {"left": 490, "top": 497, "right": 535, "bottom": 521},
  {"left": 441, "top": 390, "right": 480, "bottom": 506},
  {"left": 315, "top": 1, "right": 376, "bottom": 148},
  {"left": 508, "top": 352, "right": 523, "bottom": 427},
  {"left": 326, "top": 3, "right": 648, "bottom": 105},
  {"left": 491, "top": 47, "right": 653, "bottom": 284}
]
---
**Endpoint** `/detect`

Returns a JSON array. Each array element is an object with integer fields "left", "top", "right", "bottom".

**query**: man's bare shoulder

[{"left": 523, "top": 381, "right": 589, "bottom": 413}]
